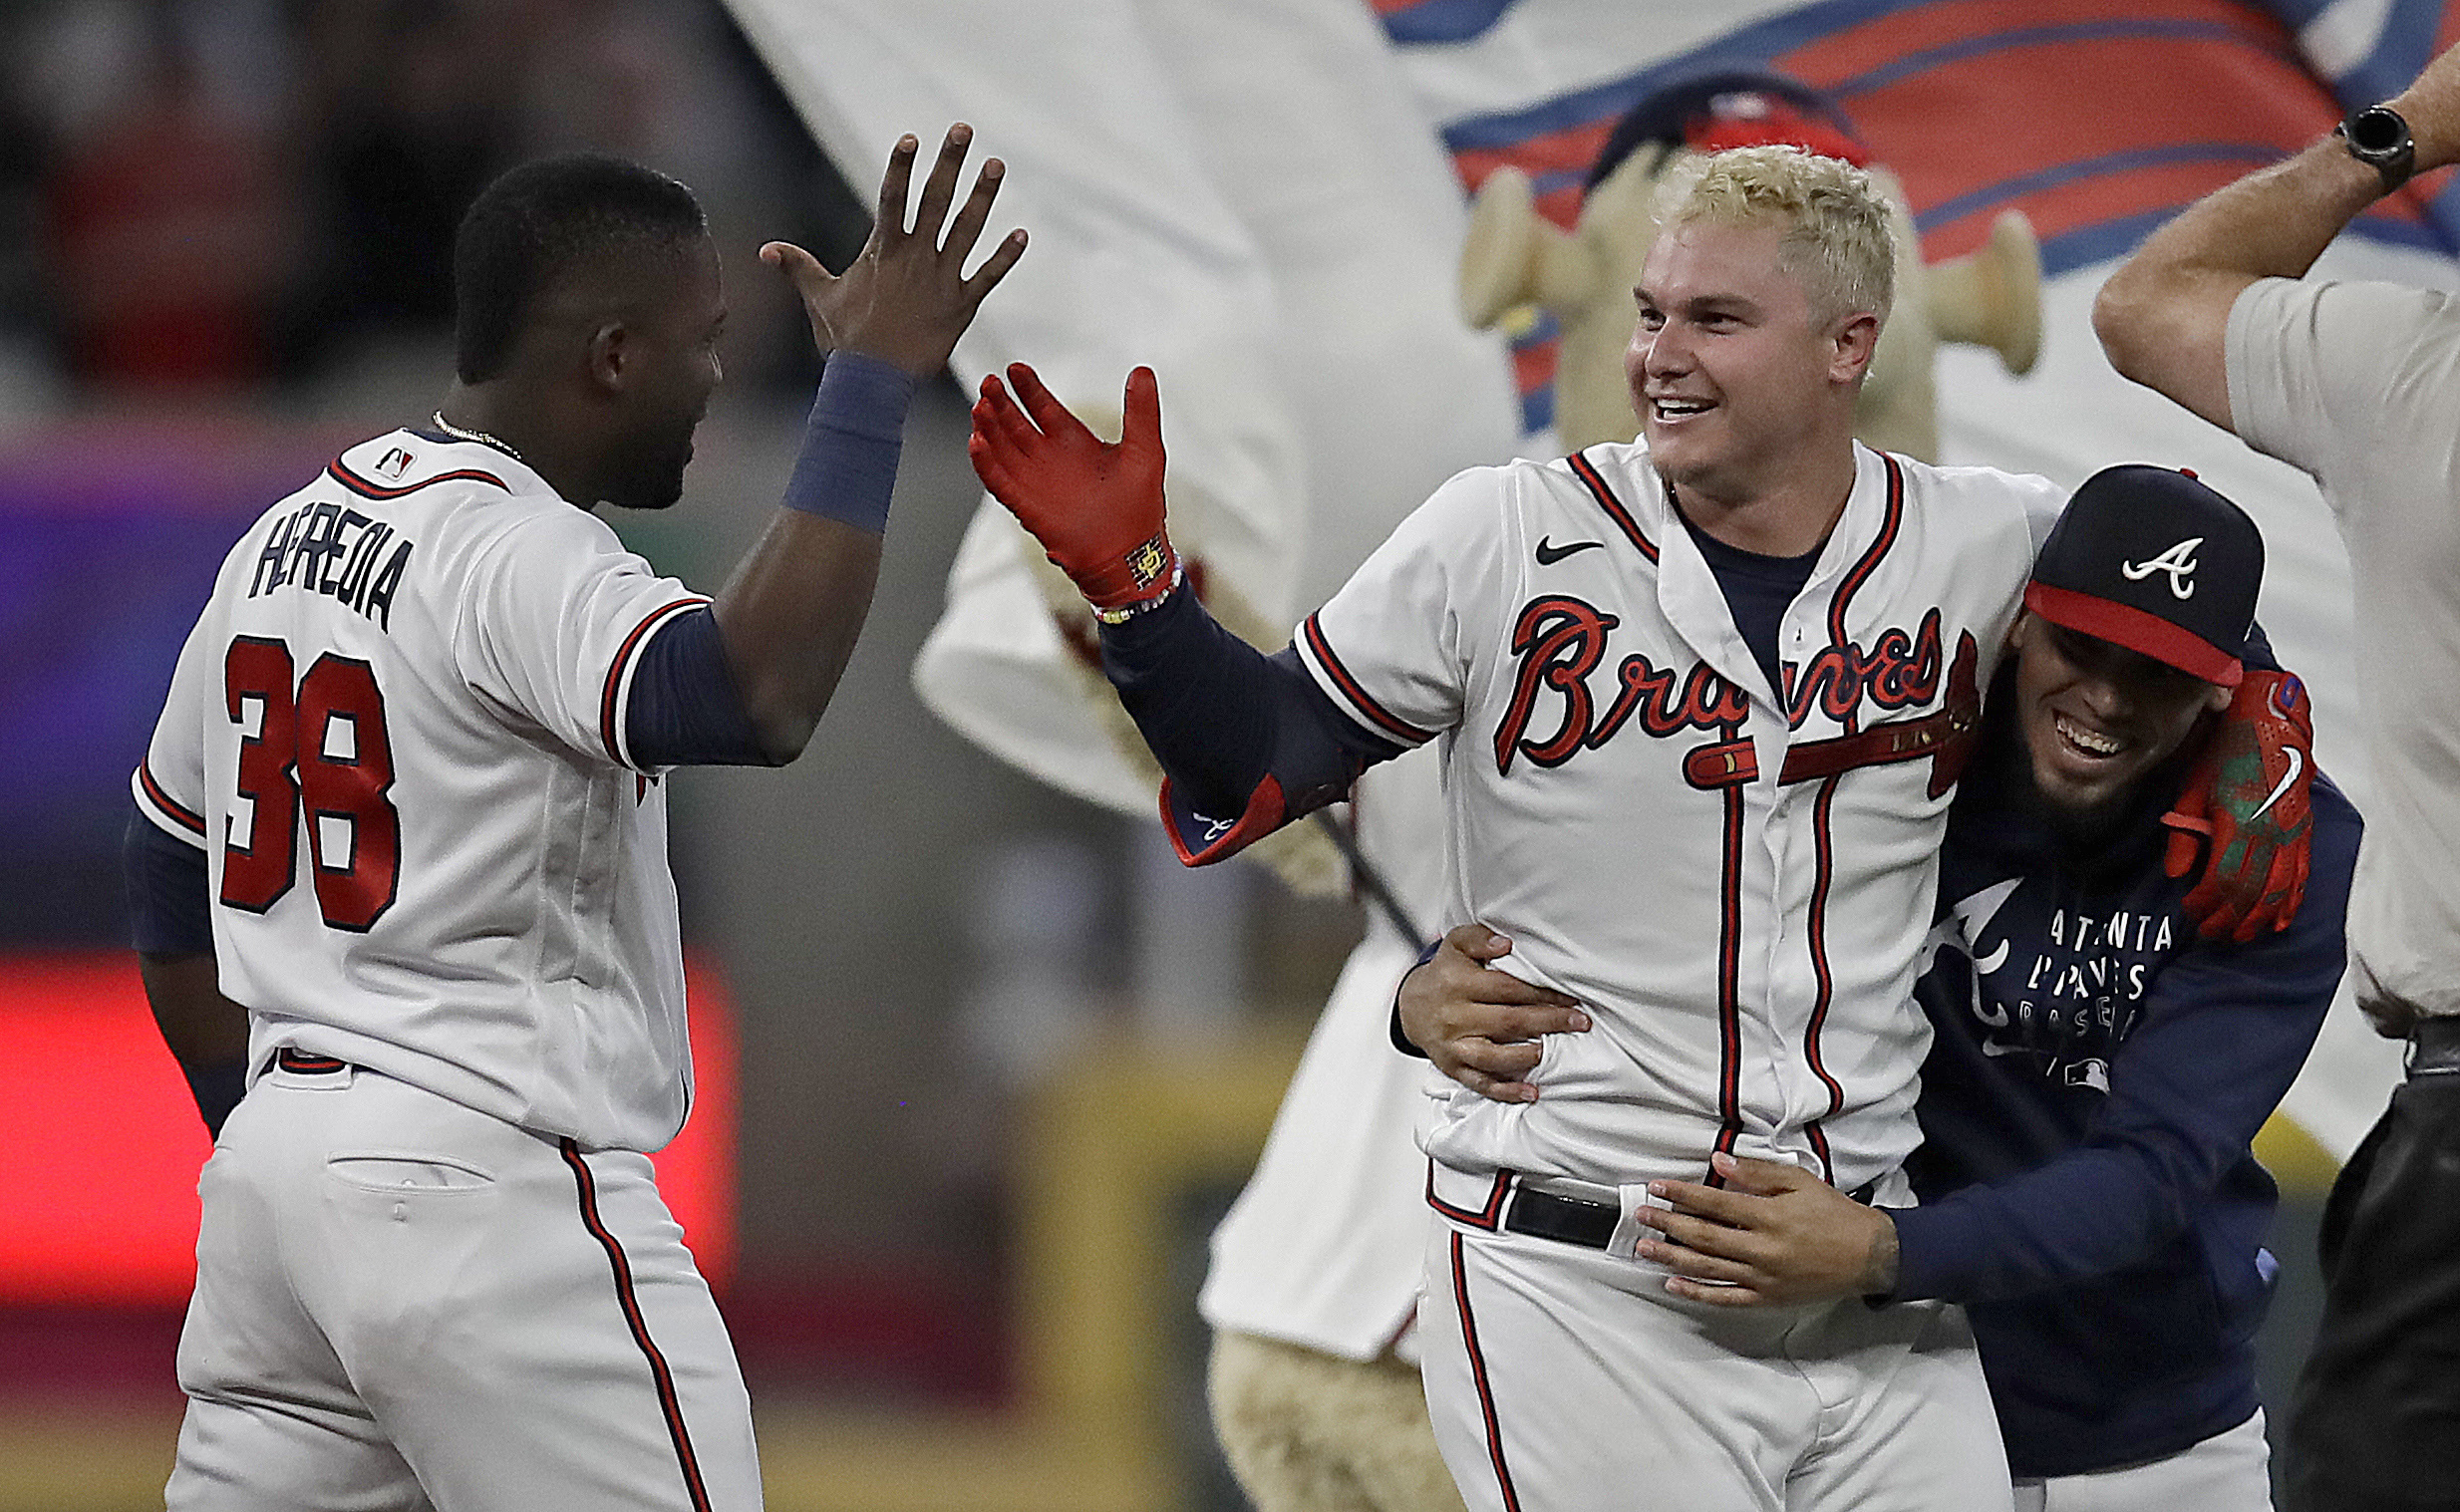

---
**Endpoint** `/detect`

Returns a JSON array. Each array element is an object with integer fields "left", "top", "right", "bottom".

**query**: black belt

[
  {"left": 2410, "top": 1018, "right": 2460, "bottom": 1075},
  {"left": 1502, "top": 1172, "right": 1882, "bottom": 1252},
  {"left": 1505, "top": 1185, "right": 1621, "bottom": 1248},
  {"left": 270, "top": 1048, "right": 349, "bottom": 1074}
]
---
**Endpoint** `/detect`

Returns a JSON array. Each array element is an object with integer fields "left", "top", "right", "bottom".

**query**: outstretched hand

[
  {"left": 970, "top": 362, "right": 1178, "bottom": 615},
  {"left": 1396, "top": 924, "right": 1590, "bottom": 1104},
  {"left": 762, "top": 124, "right": 1026, "bottom": 377},
  {"left": 1634, "top": 1152, "right": 1899, "bottom": 1307}
]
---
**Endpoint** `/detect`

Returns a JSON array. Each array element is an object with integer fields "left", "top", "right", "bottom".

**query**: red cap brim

[{"left": 2023, "top": 583, "right": 2243, "bottom": 687}]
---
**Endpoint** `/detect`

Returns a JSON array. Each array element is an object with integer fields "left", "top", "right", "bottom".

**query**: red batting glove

[
  {"left": 2161, "top": 669, "right": 2315, "bottom": 942},
  {"left": 968, "top": 362, "right": 1179, "bottom": 618}
]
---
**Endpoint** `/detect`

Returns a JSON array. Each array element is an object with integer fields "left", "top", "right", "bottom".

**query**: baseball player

[
  {"left": 1407, "top": 464, "right": 2356, "bottom": 1508},
  {"left": 124, "top": 130, "right": 1022, "bottom": 1509},
  {"left": 969, "top": 145, "right": 2306, "bottom": 1509},
  {"left": 2094, "top": 34, "right": 2460, "bottom": 1510}
]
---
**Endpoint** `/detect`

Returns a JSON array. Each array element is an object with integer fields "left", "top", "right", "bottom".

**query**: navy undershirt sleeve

[
  {"left": 626, "top": 607, "right": 773, "bottom": 767},
  {"left": 126, "top": 807, "right": 213, "bottom": 956},
  {"left": 1098, "top": 587, "right": 1401, "bottom": 836}
]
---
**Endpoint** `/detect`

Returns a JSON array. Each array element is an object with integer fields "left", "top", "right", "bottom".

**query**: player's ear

[
  {"left": 1829, "top": 310, "right": 1881, "bottom": 384},
  {"left": 585, "top": 321, "right": 629, "bottom": 394}
]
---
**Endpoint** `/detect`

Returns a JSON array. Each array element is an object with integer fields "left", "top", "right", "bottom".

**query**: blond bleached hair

[{"left": 1654, "top": 144, "right": 1895, "bottom": 330}]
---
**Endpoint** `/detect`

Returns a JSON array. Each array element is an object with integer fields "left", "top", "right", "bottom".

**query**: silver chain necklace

[{"left": 430, "top": 412, "right": 523, "bottom": 462}]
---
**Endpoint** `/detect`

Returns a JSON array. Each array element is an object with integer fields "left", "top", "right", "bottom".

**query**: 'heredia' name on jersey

[{"left": 247, "top": 498, "right": 416, "bottom": 630}]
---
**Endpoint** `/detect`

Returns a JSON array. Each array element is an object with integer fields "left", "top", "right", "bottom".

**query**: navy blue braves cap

[{"left": 2023, "top": 464, "right": 2264, "bottom": 688}]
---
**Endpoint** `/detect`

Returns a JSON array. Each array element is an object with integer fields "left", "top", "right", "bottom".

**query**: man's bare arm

[
  {"left": 140, "top": 950, "right": 252, "bottom": 1137},
  {"left": 714, "top": 126, "right": 1025, "bottom": 761},
  {"left": 2095, "top": 44, "right": 2460, "bottom": 428}
]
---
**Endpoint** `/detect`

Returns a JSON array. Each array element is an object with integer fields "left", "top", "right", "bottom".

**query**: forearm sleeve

[
  {"left": 779, "top": 351, "right": 916, "bottom": 533},
  {"left": 1098, "top": 588, "right": 1402, "bottom": 864}
]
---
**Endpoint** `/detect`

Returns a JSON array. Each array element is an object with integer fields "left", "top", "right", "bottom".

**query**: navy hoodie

[{"left": 1892, "top": 680, "right": 2360, "bottom": 1478}]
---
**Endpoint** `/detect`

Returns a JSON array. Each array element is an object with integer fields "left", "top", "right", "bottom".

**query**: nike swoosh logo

[
  {"left": 2250, "top": 748, "right": 2305, "bottom": 822},
  {"left": 1535, "top": 536, "right": 1605, "bottom": 565},
  {"left": 1980, "top": 1040, "right": 2032, "bottom": 1058}
]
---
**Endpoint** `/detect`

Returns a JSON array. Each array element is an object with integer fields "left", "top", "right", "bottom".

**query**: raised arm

[
  {"left": 2093, "top": 43, "right": 2460, "bottom": 429},
  {"left": 710, "top": 126, "right": 1027, "bottom": 761},
  {"left": 969, "top": 362, "right": 1400, "bottom": 861}
]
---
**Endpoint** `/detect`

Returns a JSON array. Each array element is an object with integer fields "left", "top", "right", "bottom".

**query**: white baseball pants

[
  {"left": 165, "top": 1059, "right": 760, "bottom": 1511},
  {"left": 1419, "top": 1168, "right": 2014, "bottom": 1512},
  {"left": 2011, "top": 1410, "right": 2272, "bottom": 1512}
]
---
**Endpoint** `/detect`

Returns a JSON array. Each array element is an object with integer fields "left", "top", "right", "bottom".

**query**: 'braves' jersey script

[
  {"left": 133, "top": 433, "right": 708, "bottom": 1152},
  {"left": 1299, "top": 441, "right": 2058, "bottom": 1193}
]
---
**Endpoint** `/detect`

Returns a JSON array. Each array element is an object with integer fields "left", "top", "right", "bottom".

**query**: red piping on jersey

[
  {"left": 1709, "top": 781, "right": 1746, "bottom": 1185},
  {"left": 599, "top": 599, "right": 713, "bottom": 766},
  {"left": 1567, "top": 449, "right": 1659, "bottom": 563},
  {"left": 1802, "top": 778, "right": 1848, "bottom": 1167},
  {"left": 1425, "top": 1166, "right": 1510, "bottom": 1231},
  {"left": 138, "top": 761, "right": 207, "bottom": 837},
  {"left": 1805, "top": 1122, "right": 1834, "bottom": 1186},
  {"left": 1161, "top": 774, "right": 1286, "bottom": 866},
  {"left": 1787, "top": 456, "right": 1903, "bottom": 1187},
  {"left": 1302, "top": 613, "right": 1435, "bottom": 745},
  {"left": 1823, "top": 455, "right": 1906, "bottom": 735},
  {"left": 560, "top": 1140, "right": 715, "bottom": 1512},
  {"left": 325, "top": 460, "right": 507, "bottom": 499},
  {"left": 1450, "top": 1232, "right": 1526, "bottom": 1512}
]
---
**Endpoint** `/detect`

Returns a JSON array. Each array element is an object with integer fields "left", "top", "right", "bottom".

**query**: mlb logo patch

[{"left": 377, "top": 448, "right": 414, "bottom": 480}]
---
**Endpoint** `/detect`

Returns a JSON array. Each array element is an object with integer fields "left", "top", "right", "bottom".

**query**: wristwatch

[{"left": 2335, "top": 105, "right": 2416, "bottom": 194}]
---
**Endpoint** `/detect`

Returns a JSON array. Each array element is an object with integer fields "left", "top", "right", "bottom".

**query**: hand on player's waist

[{"left": 1400, "top": 922, "right": 1591, "bottom": 1105}]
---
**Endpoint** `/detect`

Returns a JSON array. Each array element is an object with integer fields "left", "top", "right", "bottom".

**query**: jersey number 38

[{"left": 220, "top": 636, "right": 401, "bottom": 932}]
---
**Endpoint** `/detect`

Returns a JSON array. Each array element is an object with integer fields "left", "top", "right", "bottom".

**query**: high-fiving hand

[
  {"left": 760, "top": 125, "right": 1027, "bottom": 378},
  {"left": 969, "top": 362, "right": 1179, "bottom": 617}
]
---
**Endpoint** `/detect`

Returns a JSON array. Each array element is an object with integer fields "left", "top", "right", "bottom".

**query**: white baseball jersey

[
  {"left": 133, "top": 431, "right": 708, "bottom": 1153},
  {"left": 1297, "top": 440, "right": 2058, "bottom": 1196}
]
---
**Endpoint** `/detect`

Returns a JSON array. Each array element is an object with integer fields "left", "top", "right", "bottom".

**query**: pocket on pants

[{"left": 326, "top": 1152, "right": 496, "bottom": 1193}]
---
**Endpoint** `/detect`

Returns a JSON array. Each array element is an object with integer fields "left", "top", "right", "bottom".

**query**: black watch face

[{"left": 2350, "top": 108, "right": 2408, "bottom": 156}]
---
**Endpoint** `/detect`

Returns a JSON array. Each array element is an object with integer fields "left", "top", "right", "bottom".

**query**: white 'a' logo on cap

[{"left": 2121, "top": 536, "right": 2203, "bottom": 600}]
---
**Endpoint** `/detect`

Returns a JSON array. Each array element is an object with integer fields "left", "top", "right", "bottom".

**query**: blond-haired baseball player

[{"left": 968, "top": 146, "right": 2301, "bottom": 1509}]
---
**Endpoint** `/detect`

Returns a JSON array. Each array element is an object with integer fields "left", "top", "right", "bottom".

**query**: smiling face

[
  {"left": 2008, "top": 613, "right": 2229, "bottom": 816},
  {"left": 1626, "top": 215, "right": 1876, "bottom": 505}
]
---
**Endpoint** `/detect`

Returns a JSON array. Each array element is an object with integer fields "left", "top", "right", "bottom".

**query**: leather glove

[
  {"left": 968, "top": 362, "right": 1179, "bottom": 619},
  {"left": 2162, "top": 669, "right": 2314, "bottom": 942}
]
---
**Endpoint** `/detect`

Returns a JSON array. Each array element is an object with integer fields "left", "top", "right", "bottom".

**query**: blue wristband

[{"left": 779, "top": 351, "right": 917, "bottom": 533}]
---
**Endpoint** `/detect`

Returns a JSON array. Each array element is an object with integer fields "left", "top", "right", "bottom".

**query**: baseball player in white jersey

[
  {"left": 964, "top": 145, "right": 2079, "bottom": 1509},
  {"left": 125, "top": 131, "right": 1022, "bottom": 1509}
]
